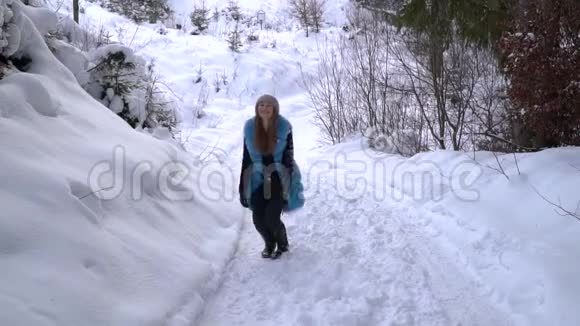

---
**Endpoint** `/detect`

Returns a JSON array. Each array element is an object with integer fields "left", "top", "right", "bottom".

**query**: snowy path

[
  {"left": 124, "top": 8, "right": 516, "bottom": 323},
  {"left": 195, "top": 165, "right": 515, "bottom": 325}
]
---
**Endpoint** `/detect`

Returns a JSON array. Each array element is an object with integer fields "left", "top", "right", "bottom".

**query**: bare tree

[
  {"left": 343, "top": 7, "right": 390, "bottom": 133},
  {"left": 288, "top": 0, "right": 310, "bottom": 37},
  {"left": 308, "top": 0, "right": 325, "bottom": 33},
  {"left": 300, "top": 4, "right": 427, "bottom": 155},
  {"left": 388, "top": 24, "right": 486, "bottom": 151},
  {"left": 466, "top": 48, "right": 513, "bottom": 152},
  {"left": 299, "top": 35, "right": 351, "bottom": 144},
  {"left": 442, "top": 37, "right": 479, "bottom": 150},
  {"left": 343, "top": 6, "right": 425, "bottom": 156}
]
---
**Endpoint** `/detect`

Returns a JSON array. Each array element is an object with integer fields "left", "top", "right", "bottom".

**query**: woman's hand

[{"left": 240, "top": 196, "right": 249, "bottom": 208}]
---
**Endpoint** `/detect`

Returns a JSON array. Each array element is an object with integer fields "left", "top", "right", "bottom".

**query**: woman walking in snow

[{"left": 238, "top": 94, "right": 304, "bottom": 259}]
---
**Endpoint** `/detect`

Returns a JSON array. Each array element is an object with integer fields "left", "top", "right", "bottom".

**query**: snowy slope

[{"left": 0, "top": 2, "right": 241, "bottom": 326}]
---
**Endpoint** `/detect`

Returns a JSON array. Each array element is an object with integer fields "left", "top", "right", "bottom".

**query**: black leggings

[{"left": 250, "top": 173, "right": 288, "bottom": 249}]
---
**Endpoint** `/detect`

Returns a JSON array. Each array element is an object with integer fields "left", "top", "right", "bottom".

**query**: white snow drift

[{"left": 0, "top": 2, "right": 241, "bottom": 326}]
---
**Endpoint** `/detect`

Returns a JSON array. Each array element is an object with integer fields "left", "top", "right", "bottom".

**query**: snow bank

[
  {"left": 312, "top": 137, "right": 580, "bottom": 325},
  {"left": 419, "top": 148, "right": 580, "bottom": 326},
  {"left": 0, "top": 2, "right": 241, "bottom": 325},
  {"left": 47, "top": 38, "right": 91, "bottom": 84}
]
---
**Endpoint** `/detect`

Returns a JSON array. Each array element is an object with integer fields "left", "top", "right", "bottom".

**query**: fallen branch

[{"left": 475, "top": 131, "right": 540, "bottom": 152}]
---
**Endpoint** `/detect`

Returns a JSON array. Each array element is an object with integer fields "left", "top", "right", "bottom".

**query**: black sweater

[{"left": 239, "top": 132, "right": 294, "bottom": 196}]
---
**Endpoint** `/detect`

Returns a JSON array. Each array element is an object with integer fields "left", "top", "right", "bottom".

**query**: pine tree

[
  {"left": 88, "top": 50, "right": 141, "bottom": 127},
  {"left": 395, "top": 0, "right": 514, "bottom": 47},
  {"left": 225, "top": 0, "right": 242, "bottom": 22},
  {"left": 100, "top": 0, "right": 172, "bottom": 23},
  {"left": 190, "top": 0, "right": 210, "bottom": 34},
  {"left": 226, "top": 21, "right": 243, "bottom": 52},
  {"left": 145, "top": 0, "right": 172, "bottom": 23}
]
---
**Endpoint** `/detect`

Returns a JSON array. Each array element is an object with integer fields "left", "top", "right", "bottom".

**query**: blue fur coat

[{"left": 239, "top": 115, "right": 305, "bottom": 212}]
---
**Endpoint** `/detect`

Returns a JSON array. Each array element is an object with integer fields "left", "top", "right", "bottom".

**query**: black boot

[
  {"left": 261, "top": 243, "right": 275, "bottom": 258},
  {"left": 271, "top": 248, "right": 283, "bottom": 259},
  {"left": 275, "top": 224, "right": 289, "bottom": 252}
]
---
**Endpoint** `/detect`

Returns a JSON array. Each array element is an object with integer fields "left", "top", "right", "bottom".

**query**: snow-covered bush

[
  {"left": 193, "top": 79, "right": 209, "bottom": 119},
  {"left": 2, "top": 0, "right": 60, "bottom": 75},
  {"left": 1, "top": 0, "right": 19, "bottom": 59},
  {"left": 246, "top": 28, "right": 258, "bottom": 42},
  {"left": 212, "top": 70, "right": 228, "bottom": 93},
  {"left": 156, "top": 22, "right": 167, "bottom": 35},
  {"left": 221, "top": 0, "right": 242, "bottom": 23},
  {"left": 97, "top": 0, "right": 172, "bottom": 23},
  {"left": 34, "top": 2, "right": 177, "bottom": 135},
  {"left": 85, "top": 45, "right": 143, "bottom": 126},
  {"left": 84, "top": 44, "right": 176, "bottom": 131}
]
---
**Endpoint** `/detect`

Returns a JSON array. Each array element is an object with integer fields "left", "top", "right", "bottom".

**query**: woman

[{"left": 239, "top": 94, "right": 304, "bottom": 259}]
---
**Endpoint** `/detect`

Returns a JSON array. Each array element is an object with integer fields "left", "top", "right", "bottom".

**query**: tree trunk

[{"left": 73, "top": 0, "right": 79, "bottom": 23}]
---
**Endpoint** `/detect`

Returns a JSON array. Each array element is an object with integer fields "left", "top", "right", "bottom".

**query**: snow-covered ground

[
  {"left": 1, "top": 2, "right": 241, "bottom": 326},
  {"left": 2, "top": 0, "right": 580, "bottom": 325}
]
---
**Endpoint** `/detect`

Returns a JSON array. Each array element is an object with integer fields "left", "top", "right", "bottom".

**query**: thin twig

[
  {"left": 569, "top": 163, "right": 580, "bottom": 172},
  {"left": 513, "top": 152, "right": 521, "bottom": 175},
  {"left": 79, "top": 186, "right": 115, "bottom": 200},
  {"left": 532, "top": 186, "right": 580, "bottom": 222},
  {"left": 491, "top": 151, "right": 509, "bottom": 180},
  {"left": 475, "top": 131, "right": 540, "bottom": 152},
  {"left": 128, "top": 25, "right": 140, "bottom": 48}
]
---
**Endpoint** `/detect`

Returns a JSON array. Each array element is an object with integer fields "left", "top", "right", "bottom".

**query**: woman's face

[{"left": 258, "top": 101, "right": 274, "bottom": 121}]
